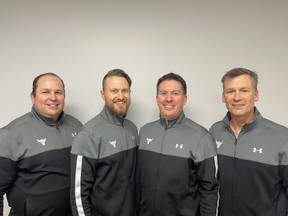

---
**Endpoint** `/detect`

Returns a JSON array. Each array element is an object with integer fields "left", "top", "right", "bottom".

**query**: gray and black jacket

[
  {"left": 138, "top": 111, "right": 219, "bottom": 216},
  {"left": 70, "top": 106, "right": 138, "bottom": 216},
  {"left": 209, "top": 107, "right": 288, "bottom": 216},
  {"left": 0, "top": 107, "right": 82, "bottom": 216}
]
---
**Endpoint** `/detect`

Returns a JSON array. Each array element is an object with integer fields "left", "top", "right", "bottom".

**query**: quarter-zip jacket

[
  {"left": 138, "top": 112, "right": 219, "bottom": 216},
  {"left": 70, "top": 107, "right": 138, "bottom": 216},
  {"left": 209, "top": 108, "right": 288, "bottom": 216},
  {"left": 0, "top": 107, "right": 82, "bottom": 216}
]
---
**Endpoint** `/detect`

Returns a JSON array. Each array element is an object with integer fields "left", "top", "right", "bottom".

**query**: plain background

[{"left": 1, "top": 1, "right": 287, "bottom": 215}]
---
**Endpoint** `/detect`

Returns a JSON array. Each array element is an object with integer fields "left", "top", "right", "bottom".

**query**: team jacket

[
  {"left": 138, "top": 112, "right": 219, "bottom": 216},
  {"left": 0, "top": 107, "right": 82, "bottom": 216},
  {"left": 209, "top": 108, "right": 288, "bottom": 216},
  {"left": 70, "top": 107, "right": 138, "bottom": 216}
]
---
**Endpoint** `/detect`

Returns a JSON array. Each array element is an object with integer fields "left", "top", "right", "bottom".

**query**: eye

[
  {"left": 240, "top": 89, "right": 249, "bottom": 93},
  {"left": 159, "top": 91, "right": 167, "bottom": 96},
  {"left": 172, "top": 91, "right": 181, "bottom": 96},
  {"left": 225, "top": 90, "right": 234, "bottom": 95},
  {"left": 122, "top": 89, "right": 130, "bottom": 94},
  {"left": 55, "top": 91, "right": 64, "bottom": 95}
]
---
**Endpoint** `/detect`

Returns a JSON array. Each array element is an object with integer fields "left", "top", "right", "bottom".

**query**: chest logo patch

[
  {"left": 253, "top": 147, "right": 263, "bottom": 153},
  {"left": 175, "top": 144, "right": 183, "bottom": 149},
  {"left": 36, "top": 138, "right": 47, "bottom": 146},
  {"left": 109, "top": 140, "right": 117, "bottom": 148},
  {"left": 216, "top": 140, "right": 223, "bottom": 148},
  {"left": 71, "top": 132, "right": 77, "bottom": 137},
  {"left": 146, "top": 138, "right": 153, "bottom": 145}
]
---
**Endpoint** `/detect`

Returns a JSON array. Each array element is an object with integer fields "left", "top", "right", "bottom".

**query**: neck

[{"left": 229, "top": 113, "right": 254, "bottom": 134}]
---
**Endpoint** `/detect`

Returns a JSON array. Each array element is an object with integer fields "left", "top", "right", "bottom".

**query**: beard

[{"left": 106, "top": 100, "right": 130, "bottom": 117}]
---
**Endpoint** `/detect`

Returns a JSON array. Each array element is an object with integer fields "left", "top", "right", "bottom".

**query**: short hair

[
  {"left": 221, "top": 68, "right": 258, "bottom": 90},
  {"left": 102, "top": 69, "right": 132, "bottom": 90},
  {"left": 32, "top": 72, "right": 65, "bottom": 97},
  {"left": 156, "top": 72, "right": 187, "bottom": 95}
]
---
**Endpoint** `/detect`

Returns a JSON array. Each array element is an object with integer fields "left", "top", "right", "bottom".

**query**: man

[
  {"left": 70, "top": 69, "right": 138, "bottom": 216},
  {"left": 209, "top": 68, "right": 288, "bottom": 216},
  {"left": 0, "top": 73, "right": 83, "bottom": 216},
  {"left": 138, "top": 72, "right": 219, "bottom": 216}
]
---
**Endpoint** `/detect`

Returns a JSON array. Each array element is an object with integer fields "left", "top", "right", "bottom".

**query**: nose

[
  {"left": 233, "top": 91, "right": 241, "bottom": 101},
  {"left": 49, "top": 92, "right": 57, "bottom": 100},
  {"left": 117, "top": 91, "right": 124, "bottom": 99},
  {"left": 165, "top": 93, "right": 173, "bottom": 102}
]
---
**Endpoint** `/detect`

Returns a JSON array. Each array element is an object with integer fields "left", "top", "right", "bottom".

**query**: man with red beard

[
  {"left": 209, "top": 68, "right": 288, "bottom": 216},
  {"left": 70, "top": 69, "right": 138, "bottom": 216}
]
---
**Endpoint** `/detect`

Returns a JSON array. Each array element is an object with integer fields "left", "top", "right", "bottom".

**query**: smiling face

[
  {"left": 222, "top": 74, "right": 259, "bottom": 122},
  {"left": 30, "top": 75, "right": 65, "bottom": 121},
  {"left": 156, "top": 79, "right": 187, "bottom": 121},
  {"left": 101, "top": 76, "right": 131, "bottom": 117}
]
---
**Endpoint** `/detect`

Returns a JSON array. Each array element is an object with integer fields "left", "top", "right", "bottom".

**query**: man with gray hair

[{"left": 209, "top": 67, "right": 288, "bottom": 216}]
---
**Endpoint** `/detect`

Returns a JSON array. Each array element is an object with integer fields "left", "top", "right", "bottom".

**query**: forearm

[
  {"left": 71, "top": 154, "right": 96, "bottom": 216},
  {"left": 198, "top": 157, "right": 220, "bottom": 216}
]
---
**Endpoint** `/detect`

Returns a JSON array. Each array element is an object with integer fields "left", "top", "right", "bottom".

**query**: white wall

[{"left": 1, "top": 1, "right": 287, "bottom": 215}]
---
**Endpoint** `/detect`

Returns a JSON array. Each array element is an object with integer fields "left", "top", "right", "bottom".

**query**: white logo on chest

[
  {"left": 253, "top": 147, "right": 263, "bottom": 153},
  {"left": 175, "top": 144, "right": 183, "bottom": 149},
  {"left": 71, "top": 133, "right": 77, "bottom": 137},
  {"left": 146, "top": 138, "right": 153, "bottom": 145},
  {"left": 36, "top": 138, "right": 47, "bottom": 146},
  {"left": 109, "top": 140, "right": 117, "bottom": 148},
  {"left": 216, "top": 140, "right": 223, "bottom": 148}
]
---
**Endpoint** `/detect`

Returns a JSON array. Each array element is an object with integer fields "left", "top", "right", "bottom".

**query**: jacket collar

[
  {"left": 160, "top": 111, "right": 186, "bottom": 129},
  {"left": 100, "top": 106, "right": 125, "bottom": 126},
  {"left": 223, "top": 107, "right": 263, "bottom": 130},
  {"left": 32, "top": 106, "right": 65, "bottom": 126}
]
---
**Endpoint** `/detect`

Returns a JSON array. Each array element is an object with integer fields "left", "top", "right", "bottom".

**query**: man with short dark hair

[
  {"left": 0, "top": 73, "right": 82, "bottom": 216},
  {"left": 138, "top": 72, "right": 219, "bottom": 216}
]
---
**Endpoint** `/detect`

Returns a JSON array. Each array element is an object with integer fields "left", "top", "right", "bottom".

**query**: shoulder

[
  {"left": 63, "top": 114, "right": 82, "bottom": 126},
  {"left": 2, "top": 112, "right": 33, "bottom": 131},
  {"left": 260, "top": 117, "right": 288, "bottom": 136},
  {"left": 139, "top": 119, "right": 160, "bottom": 132},
  {"left": 183, "top": 118, "right": 210, "bottom": 136},
  {"left": 209, "top": 120, "right": 225, "bottom": 132}
]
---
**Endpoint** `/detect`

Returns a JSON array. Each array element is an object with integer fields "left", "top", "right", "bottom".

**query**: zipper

[{"left": 152, "top": 125, "right": 167, "bottom": 215}]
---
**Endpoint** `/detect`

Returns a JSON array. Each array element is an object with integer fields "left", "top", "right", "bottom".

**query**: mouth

[
  {"left": 114, "top": 101, "right": 126, "bottom": 105},
  {"left": 232, "top": 104, "right": 244, "bottom": 108},
  {"left": 164, "top": 104, "right": 174, "bottom": 109},
  {"left": 47, "top": 104, "right": 59, "bottom": 107}
]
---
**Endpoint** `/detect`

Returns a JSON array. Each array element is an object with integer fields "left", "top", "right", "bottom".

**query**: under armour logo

[
  {"left": 71, "top": 133, "right": 77, "bottom": 137},
  {"left": 36, "top": 138, "right": 47, "bottom": 146},
  {"left": 146, "top": 138, "right": 153, "bottom": 145},
  {"left": 253, "top": 147, "right": 263, "bottom": 153},
  {"left": 109, "top": 140, "right": 116, "bottom": 148},
  {"left": 175, "top": 144, "right": 183, "bottom": 149},
  {"left": 131, "top": 136, "right": 136, "bottom": 140},
  {"left": 216, "top": 140, "right": 223, "bottom": 148}
]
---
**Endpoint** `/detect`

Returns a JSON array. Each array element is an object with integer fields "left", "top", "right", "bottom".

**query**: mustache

[{"left": 113, "top": 99, "right": 127, "bottom": 103}]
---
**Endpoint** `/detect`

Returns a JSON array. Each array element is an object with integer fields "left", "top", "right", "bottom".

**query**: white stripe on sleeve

[{"left": 75, "top": 155, "right": 85, "bottom": 215}]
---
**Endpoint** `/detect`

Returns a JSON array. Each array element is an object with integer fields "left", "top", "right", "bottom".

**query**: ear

[
  {"left": 183, "top": 95, "right": 188, "bottom": 105},
  {"left": 30, "top": 92, "right": 35, "bottom": 104},
  {"left": 222, "top": 93, "right": 226, "bottom": 103},
  {"left": 100, "top": 90, "right": 105, "bottom": 100},
  {"left": 156, "top": 94, "right": 159, "bottom": 105},
  {"left": 254, "top": 90, "right": 259, "bottom": 102}
]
